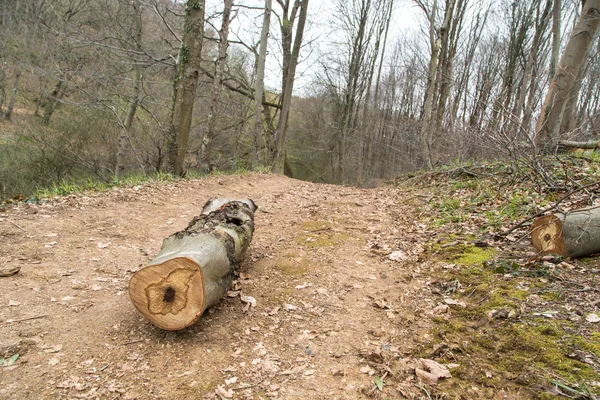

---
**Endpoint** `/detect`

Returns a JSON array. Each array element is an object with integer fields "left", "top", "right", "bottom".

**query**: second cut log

[{"left": 531, "top": 206, "right": 600, "bottom": 258}]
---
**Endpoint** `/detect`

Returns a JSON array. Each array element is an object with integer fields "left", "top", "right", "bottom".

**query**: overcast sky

[{"left": 205, "top": 0, "right": 422, "bottom": 94}]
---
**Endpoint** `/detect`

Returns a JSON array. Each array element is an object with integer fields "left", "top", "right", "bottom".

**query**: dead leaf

[
  {"left": 388, "top": 250, "right": 407, "bottom": 261},
  {"left": 295, "top": 282, "right": 312, "bottom": 289},
  {"left": 586, "top": 313, "right": 600, "bottom": 323},
  {"left": 224, "top": 377, "right": 237, "bottom": 385},
  {"left": 266, "top": 306, "right": 280, "bottom": 316},
  {"left": 359, "top": 366, "right": 373, "bottom": 374},
  {"left": 443, "top": 297, "right": 466, "bottom": 308},
  {"left": 415, "top": 368, "right": 438, "bottom": 385},
  {"left": 416, "top": 359, "right": 452, "bottom": 385},
  {"left": 240, "top": 294, "right": 256, "bottom": 308},
  {"left": 215, "top": 385, "right": 233, "bottom": 399}
]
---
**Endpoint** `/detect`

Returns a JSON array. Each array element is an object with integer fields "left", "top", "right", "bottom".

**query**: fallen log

[
  {"left": 128, "top": 198, "right": 257, "bottom": 330},
  {"left": 558, "top": 139, "right": 600, "bottom": 149},
  {"left": 531, "top": 206, "right": 600, "bottom": 258}
]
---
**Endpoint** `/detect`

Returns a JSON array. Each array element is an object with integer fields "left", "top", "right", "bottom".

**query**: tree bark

[
  {"left": 4, "top": 70, "right": 20, "bottom": 120},
  {"left": 115, "top": 0, "right": 143, "bottom": 179},
  {"left": 167, "top": 0, "right": 206, "bottom": 177},
  {"left": 536, "top": 0, "right": 600, "bottom": 147},
  {"left": 551, "top": 0, "right": 561, "bottom": 77},
  {"left": 531, "top": 206, "right": 600, "bottom": 257},
  {"left": 129, "top": 198, "right": 257, "bottom": 330},
  {"left": 558, "top": 139, "right": 600, "bottom": 148},
  {"left": 199, "top": 0, "right": 233, "bottom": 173},
  {"left": 253, "top": 0, "right": 272, "bottom": 168}
]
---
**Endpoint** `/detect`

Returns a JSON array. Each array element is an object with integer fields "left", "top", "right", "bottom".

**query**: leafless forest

[{"left": 0, "top": 0, "right": 599, "bottom": 199}]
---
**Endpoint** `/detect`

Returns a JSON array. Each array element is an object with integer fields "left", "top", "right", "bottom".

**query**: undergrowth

[{"left": 406, "top": 155, "right": 600, "bottom": 399}]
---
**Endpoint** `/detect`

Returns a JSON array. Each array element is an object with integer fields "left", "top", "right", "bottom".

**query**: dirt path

[{"left": 0, "top": 174, "right": 435, "bottom": 399}]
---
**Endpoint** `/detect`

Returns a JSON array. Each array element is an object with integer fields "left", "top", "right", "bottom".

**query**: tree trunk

[
  {"left": 0, "top": 63, "right": 6, "bottom": 113},
  {"left": 550, "top": 0, "right": 561, "bottom": 77},
  {"left": 253, "top": 0, "right": 272, "bottom": 168},
  {"left": 536, "top": 0, "right": 600, "bottom": 147},
  {"left": 115, "top": 0, "right": 143, "bottom": 179},
  {"left": 420, "top": 0, "right": 441, "bottom": 170},
  {"left": 129, "top": 198, "right": 257, "bottom": 330},
  {"left": 200, "top": 0, "right": 233, "bottom": 173},
  {"left": 272, "top": 0, "right": 309, "bottom": 175},
  {"left": 167, "top": 0, "right": 206, "bottom": 177},
  {"left": 531, "top": 206, "right": 600, "bottom": 258},
  {"left": 42, "top": 80, "right": 64, "bottom": 125},
  {"left": 4, "top": 70, "right": 20, "bottom": 120}
]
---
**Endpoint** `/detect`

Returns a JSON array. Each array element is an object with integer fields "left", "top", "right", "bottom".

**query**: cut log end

[
  {"left": 531, "top": 215, "right": 567, "bottom": 256},
  {"left": 129, "top": 257, "right": 205, "bottom": 331}
]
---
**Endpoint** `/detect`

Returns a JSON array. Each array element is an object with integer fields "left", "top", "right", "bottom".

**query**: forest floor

[{"left": 0, "top": 170, "right": 599, "bottom": 399}]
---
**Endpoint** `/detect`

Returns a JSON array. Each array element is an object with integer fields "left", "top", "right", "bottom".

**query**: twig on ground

[
  {"left": 4, "top": 314, "right": 48, "bottom": 324},
  {"left": 9, "top": 221, "right": 26, "bottom": 232}
]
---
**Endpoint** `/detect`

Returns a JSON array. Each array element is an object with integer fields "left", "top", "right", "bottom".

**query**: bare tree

[
  {"left": 4, "top": 69, "right": 20, "bottom": 120},
  {"left": 115, "top": 0, "right": 144, "bottom": 179},
  {"left": 272, "top": 0, "right": 309, "bottom": 175},
  {"left": 536, "top": 0, "right": 600, "bottom": 146},
  {"left": 252, "top": 0, "right": 272, "bottom": 168},
  {"left": 167, "top": 0, "right": 206, "bottom": 176},
  {"left": 199, "top": 0, "right": 234, "bottom": 173}
]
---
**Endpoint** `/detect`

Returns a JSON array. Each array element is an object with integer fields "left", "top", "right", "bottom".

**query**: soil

[
  {"left": 0, "top": 173, "right": 439, "bottom": 399},
  {"left": 3, "top": 172, "right": 597, "bottom": 399}
]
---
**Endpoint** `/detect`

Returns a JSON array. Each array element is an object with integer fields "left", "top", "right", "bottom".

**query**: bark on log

[
  {"left": 531, "top": 206, "right": 600, "bottom": 258},
  {"left": 558, "top": 139, "right": 600, "bottom": 149},
  {"left": 129, "top": 198, "right": 257, "bottom": 330}
]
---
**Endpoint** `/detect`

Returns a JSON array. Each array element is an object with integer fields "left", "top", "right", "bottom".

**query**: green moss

[
  {"left": 295, "top": 220, "right": 349, "bottom": 248},
  {"left": 540, "top": 291, "right": 562, "bottom": 301},
  {"left": 274, "top": 254, "right": 311, "bottom": 276},
  {"left": 453, "top": 246, "right": 496, "bottom": 266}
]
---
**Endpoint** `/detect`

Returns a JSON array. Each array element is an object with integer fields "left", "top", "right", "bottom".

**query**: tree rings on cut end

[
  {"left": 129, "top": 257, "right": 205, "bottom": 330},
  {"left": 531, "top": 215, "right": 567, "bottom": 256}
]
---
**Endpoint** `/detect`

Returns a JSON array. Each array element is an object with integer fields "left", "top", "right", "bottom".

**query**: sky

[{"left": 206, "top": 0, "right": 422, "bottom": 94}]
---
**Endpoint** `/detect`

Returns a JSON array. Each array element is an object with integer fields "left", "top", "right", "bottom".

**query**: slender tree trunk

[
  {"left": 167, "top": 0, "right": 206, "bottom": 176},
  {"left": 42, "top": 80, "right": 64, "bottom": 125},
  {"left": 4, "top": 70, "right": 20, "bottom": 120},
  {"left": 272, "top": 0, "right": 309, "bottom": 175},
  {"left": 419, "top": 0, "right": 440, "bottom": 170},
  {"left": 253, "top": 0, "right": 271, "bottom": 168},
  {"left": 200, "top": 0, "right": 233, "bottom": 173},
  {"left": 551, "top": 0, "right": 561, "bottom": 76},
  {"left": 536, "top": 0, "right": 600, "bottom": 146},
  {"left": 514, "top": 0, "right": 552, "bottom": 133},
  {"left": 116, "top": 0, "right": 143, "bottom": 179},
  {"left": 0, "top": 63, "right": 6, "bottom": 113}
]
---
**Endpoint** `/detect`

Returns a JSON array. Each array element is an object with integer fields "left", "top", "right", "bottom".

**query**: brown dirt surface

[
  {"left": 0, "top": 173, "right": 437, "bottom": 399},
  {"left": 2, "top": 172, "right": 599, "bottom": 400}
]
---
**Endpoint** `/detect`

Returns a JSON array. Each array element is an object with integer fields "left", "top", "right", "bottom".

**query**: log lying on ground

[
  {"left": 531, "top": 206, "right": 600, "bottom": 258},
  {"left": 128, "top": 198, "right": 257, "bottom": 330},
  {"left": 558, "top": 140, "right": 600, "bottom": 150}
]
